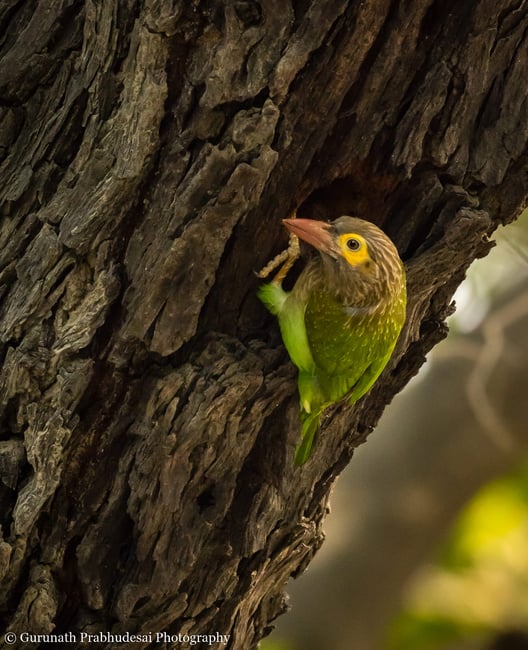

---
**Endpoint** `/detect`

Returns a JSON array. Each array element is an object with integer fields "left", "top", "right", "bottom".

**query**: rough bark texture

[{"left": 1, "top": 1, "right": 527, "bottom": 648}]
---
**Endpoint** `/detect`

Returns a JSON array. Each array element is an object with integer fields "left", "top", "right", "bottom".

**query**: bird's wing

[
  {"left": 305, "top": 290, "right": 396, "bottom": 403},
  {"left": 305, "top": 291, "right": 372, "bottom": 375},
  {"left": 257, "top": 282, "right": 287, "bottom": 316},
  {"left": 258, "top": 282, "right": 315, "bottom": 373}
]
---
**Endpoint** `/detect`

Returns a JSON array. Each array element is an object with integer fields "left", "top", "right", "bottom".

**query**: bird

[{"left": 258, "top": 215, "right": 407, "bottom": 465}]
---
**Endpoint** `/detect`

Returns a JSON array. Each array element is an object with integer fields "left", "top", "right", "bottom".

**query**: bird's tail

[{"left": 295, "top": 409, "right": 322, "bottom": 465}]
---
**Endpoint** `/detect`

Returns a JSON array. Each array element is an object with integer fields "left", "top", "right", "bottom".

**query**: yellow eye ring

[{"left": 339, "top": 233, "right": 370, "bottom": 266}]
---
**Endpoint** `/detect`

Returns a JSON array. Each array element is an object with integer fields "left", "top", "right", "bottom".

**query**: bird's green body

[{"left": 258, "top": 216, "right": 406, "bottom": 465}]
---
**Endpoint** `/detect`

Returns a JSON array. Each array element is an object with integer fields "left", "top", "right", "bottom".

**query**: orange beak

[{"left": 282, "top": 218, "right": 337, "bottom": 257}]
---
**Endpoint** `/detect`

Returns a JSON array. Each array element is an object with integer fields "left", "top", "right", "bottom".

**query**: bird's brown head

[{"left": 283, "top": 216, "right": 405, "bottom": 301}]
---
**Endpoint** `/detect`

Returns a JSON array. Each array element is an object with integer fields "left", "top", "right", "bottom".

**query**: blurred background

[{"left": 261, "top": 209, "right": 528, "bottom": 650}]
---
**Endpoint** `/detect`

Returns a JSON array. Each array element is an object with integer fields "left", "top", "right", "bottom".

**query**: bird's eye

[
  {"left": 339, "top": 232, "right": 369, "bottom": 266},
  {"left": 345, "top": 237, "right": 361, "bottom": 251}
]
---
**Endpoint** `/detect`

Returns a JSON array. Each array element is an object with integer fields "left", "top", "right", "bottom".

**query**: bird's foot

[{"left": 256, "top": 209, "right": 300, "bottom": 284}]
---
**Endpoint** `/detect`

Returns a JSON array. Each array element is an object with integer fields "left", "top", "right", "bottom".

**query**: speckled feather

[{"left": 259, "top": 216, "right": 406, "bottom": 465}]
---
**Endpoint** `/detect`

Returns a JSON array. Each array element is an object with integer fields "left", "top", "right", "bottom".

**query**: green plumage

[{"left": 258, "top": 216, "right": 406, "bottom": 465}]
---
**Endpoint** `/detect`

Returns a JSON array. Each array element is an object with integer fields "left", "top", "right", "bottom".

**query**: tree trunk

[{"left": 1, "top": 1, "right": 527, "bottom": 648}]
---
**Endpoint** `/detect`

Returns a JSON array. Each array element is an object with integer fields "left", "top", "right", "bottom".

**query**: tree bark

[{"left": 1, "top": 1, "right": 527, "bottom": 648}]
